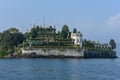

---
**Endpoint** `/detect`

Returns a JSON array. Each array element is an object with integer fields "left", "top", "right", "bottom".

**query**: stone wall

[
  {"left": 84, "top": 51, "right": 117, "bottom": 58},
  {"left": 21, "top": 48, "right": 84, "bottom": 58},
  {"left": 21, "top": 48, "right": 117, "bottom": 58}
]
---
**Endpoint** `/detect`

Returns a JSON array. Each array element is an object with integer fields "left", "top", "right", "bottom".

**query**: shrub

[{"left": 0, "top": 50, "right": 7, "bottom": 57}]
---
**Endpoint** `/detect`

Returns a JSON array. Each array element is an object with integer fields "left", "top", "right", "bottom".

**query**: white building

[{"left": 71, "top": 32, "right": 83, "bottom": 47}]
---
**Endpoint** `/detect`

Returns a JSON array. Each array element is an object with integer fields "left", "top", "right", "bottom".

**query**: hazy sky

[{"left": 0, "top": 0, "right": 120, "bottom": 43}]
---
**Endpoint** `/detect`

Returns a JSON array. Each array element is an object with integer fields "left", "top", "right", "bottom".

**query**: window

[{"left": 77, "top": 39, "right": 79, "bottom": 43}]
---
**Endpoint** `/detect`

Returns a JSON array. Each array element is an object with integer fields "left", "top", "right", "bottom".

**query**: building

[
  {"left": 90, "top": 41, "right": 110, "bottom": 48},
  {"left": 71, "top": 32, "right": 83, "bottom": 47}
]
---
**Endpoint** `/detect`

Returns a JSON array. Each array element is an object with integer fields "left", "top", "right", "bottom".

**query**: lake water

[{"left": 0, "top": 45, "right": 120, "bottom": 80}]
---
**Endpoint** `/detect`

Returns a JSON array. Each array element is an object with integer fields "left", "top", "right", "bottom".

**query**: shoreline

[{"left": 2, "top": 49, "right": 117, "bottom": 59}]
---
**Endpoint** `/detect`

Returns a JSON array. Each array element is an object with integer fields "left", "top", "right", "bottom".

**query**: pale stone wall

[{"left": 21, "top": 48, "right": 84, "bottom": 57}]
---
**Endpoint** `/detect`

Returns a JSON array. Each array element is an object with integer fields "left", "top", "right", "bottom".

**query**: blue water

[{"left": 0, "top": 45, "right": 120, "bottom": 80}]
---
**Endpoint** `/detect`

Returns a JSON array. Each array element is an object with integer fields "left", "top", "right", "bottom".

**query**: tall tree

[
  {"left": 109, "top": 39, "right": 116, "bottom": 49},
  {"left": 73, "top": 28, "right": 77, "bottom": 33},
  {"left": 31, "top": 27, "right": 37, "bottom": 38},
  {"left": 24, "top": 32, "right": 30, "bottom": 39},
  {"left": 0, "top": 28, "right": 25, "bottom": 53},
  {"left": 61, "top": 25, "right": 69, "bottom": 39},
  {"left": 5, "top": 28, "right": 19, "bottom": 33}
]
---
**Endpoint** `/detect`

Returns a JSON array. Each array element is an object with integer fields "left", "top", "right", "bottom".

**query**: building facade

[{"left": 71, "top": 32, "right": 83, "bottom": 47}]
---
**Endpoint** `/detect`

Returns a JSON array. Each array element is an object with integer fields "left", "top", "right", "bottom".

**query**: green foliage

[
  {"left": 82, "top": 39, "right": 95, "bottom": 49},
  {"left": 29, "top": 25, "right": 56, "bottom": 38},
  {"left": 109, "top": 39, "right": 116, "bottom": 49},
  {"left": 73, "top": 28, "right": 77, "bottom": 33},
  {"left": 0, "top": 28, "right": 25, "bottom": 54},
  {"left": 0, "top": 50, "right": 7, "bottom": 57},
  {"left": 24, "top": 32, "right": 30, "bottom": 39},
  {"left": 61, "top": 25, "right": 69, "bottom": 39},
  {"left": 31, "top": 27, "right": 38, "bottom": 38},
  {"left": 12, "top": 33, "right": 25, "bottom": 46},
  {"left": 4, "top": 28, "right": 19, "bottom": 33}
]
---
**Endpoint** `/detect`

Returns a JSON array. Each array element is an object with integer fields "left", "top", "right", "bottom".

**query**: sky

[{"left": 0, "top": 0, "right": 120, "bottom": 43}]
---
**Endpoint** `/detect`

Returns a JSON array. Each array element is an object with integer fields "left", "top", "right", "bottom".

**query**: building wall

[{"left": 71, "top": 33, "right": 82, "bottom": 47}]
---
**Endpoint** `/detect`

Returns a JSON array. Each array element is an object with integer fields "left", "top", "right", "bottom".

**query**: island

[{"left": 0, "top": 25, "right": 117, "bottom": 58}]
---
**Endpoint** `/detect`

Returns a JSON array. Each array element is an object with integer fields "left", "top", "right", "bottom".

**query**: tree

[
  {"left": 73, "top": 28, "right": 77, "bottom": 33},
  {"left": 61, "top": 25, "right": 69, "bottom": 39},
  {"left": 0, "top": 28, "right": 25, "bottom": 53},
  {"left": 109, "top": 39, "right": 116, "bottom": 49},
  {"left": 31, "top": 27, "right": 37, "bottom": 38},
  {"left": 12, "top": 32, "right": 25, "bottom": 47},
  {"left": 49, "top": 26, "right": 52, "bottom": 29},
  {"left": 0, "top": 33, "right": 2, "bottom": 42},
  {"left": 58, "top": 31, "right": 60, "bottom": 35},
  {"left": 82, "top": 39, "right": 95, "bottom": 49},
  {"left": 24, "top": 32, "right": 30, "bottom": 39},
  {"left": 5, "top": 28, "right": 19, "bottom": 33}
]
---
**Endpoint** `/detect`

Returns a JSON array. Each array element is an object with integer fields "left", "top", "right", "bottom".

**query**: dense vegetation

[
  {"left": 0, "top": 28, "right": 25, "bottom": 56},
  {"left": 109, "top": 39, "right": 116, "bottom": 49},
  {"left": 24, "top": 25, "right": 76, "bottom": 48}
]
